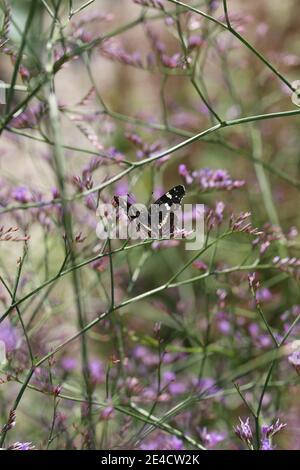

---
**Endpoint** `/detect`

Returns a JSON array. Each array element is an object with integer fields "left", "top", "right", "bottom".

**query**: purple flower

[
  {"left": 194, "top": 376, "right": 218, "bottom": 396},
  {"left": 197, "top": 377, "right": 215, "bottom": 391},
  {"left": 61, "top": 357, "right": 77, "bottom": 372},
  {"left": 162, "top": 350, "right": 186, "bottom": 364},
  {"left": 139, "top": 387, "right": 169, "bottom": 403},
  {"left": 248, "top": 323, "right": 272, "bottom": 349},
  {"left": 234, "top": 417, "right": 253, "bottom": 449},
  {"left": 100, "top": 404, "right": 115, "bottom": 421},
  {"left": 11, "top": 186, "right": 32, "bottom": 203},
  {"left": 197, "top": 103, "right": 210, "bottom": 116},
  {"left": 210, "top": 0, "right": 219, "bottom": 10},
  {"left": 179, "top": 164, "right": 193, "bottom": 185},
  {"left": 114, "top": 181, "right": 129, "bottom": 196},
  {"left": 218, "top": 318, "right": 231, "bottom": 335},
  {"left": 19, "top": 64, "right": 30, "bottom": 81},
  {"left": 152, "top": 240, "right": 180, "bottom": 250},
  {"left": 0, "top": 320, "right": 19, "bottom": 353},
  {"left": 234, "top": 418, "right": 285, "bottom": 450},
  {"left": 32, "top": 367, "right": 52, "bottom": 392},
  {"left": 140, "top": 441, "right": 159, "bottom": 450},
  {"left": 8, "top": 442, "right": 35, "bottom": 450},
  {"left": 168, "top": 436, "right": 184, "bottom": 450},
  {"left": 51, "top": 187, "right": 60, "bottom": 199},
  {"left": 256, "top": 288, "right": 272, "bottom": 302},
  {"left": 139, "top": 433, "right": 184, "bottom": 450},
  {"left": 260, "top": 419, "right": 286, "bottom": 450},
  {"left": 169, "top": 381, "right": 187, "bottom": 396},
  {"left": 187, "top": 35, "right": 203, "bottom": 49},
  {"left": 92, "top": 257, "right": 109, "bottom": 272},
  {"left": 10, "top": 102, "right": 46, "bottom": 129},
  {"left": 106, "top": 147, "right": 125, "bottom": 163},
  {"left": 193, "top": 260, "right": 208, "bottom": 271},
  {"left": 188, "top": 168, "right": 245, "bottom": 191},
  {"left": 163, "top": 371, "right": 176, "bottom": 383},
  {"left": 261, "top": 438, "right": 273, "bottom": 450},
  {"left": 198, "top": 427, "right": 226, "bottom": 448},
  {"left": 133, "top": 345, "right": 158, "bottom": 366},
  {"left": 145, "top": 25, "right": 166, "bottom": 55},
  {"left": 230, "top": 213, "right": 262, "bottom": 236},
  {"left": 206, "top": 201, "right": 226, "bottom": 231},
  {"left": 261, "top": 419, "right": 286, "bottom": 438},
  {"left": 89, "top": 359, "right": 105, "bottom": 384},
  {"left": 85, "top": 194, "right": 97, "bottom": 211},
  {"left": 101, "top": 40, "right": 144, "bottom": 69},
  {"left": 287, "top": 226, "right": 298, "bottom": 239},
  {"left": 125, "top": 132, "right": 162, "bottom": 160},
  {"left": 161, "top": 53, "right": 182, "bottom": 69},
  {"left": 288, "top": 350, "right": 300, "bottom": 374},
  {"left": 215, "top": 201, "right": 225, "bottom": 222}
]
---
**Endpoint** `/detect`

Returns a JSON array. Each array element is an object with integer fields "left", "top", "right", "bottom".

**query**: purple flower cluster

[
  {"left": 139, "top": 433, "right": 184, "bottom": 450},
  {"left": 7, "top": 441, "right": 35, "bottom": 450},
  {"left": 234, "top": 417, "right": 286, "bottom": 450},
  {"left": 272, "top": 256, "right": 300, "bottom": 278},
  {"left": 230, "top": 212, "right": 263, "bottom": 236},
  {"left": 0, "top": 226, "right": 29, "bottom": 242},
  {"left": 0, "top": 320, "right": 20, "bottom": 353},
  {"left": 179, "top": 165, "right": 245, "bottom": 191},
  {"left": 125, "top": 132, "right": 163, "bottom": 160},
  {"left": 9, "top": 102, "right": 46, "bottom": 129},
  {"left": 197, "top": 427, "right": 226, "bottom": 449},
  {"left": 101, "top": 40, "right": 145, "bottom": 69}
]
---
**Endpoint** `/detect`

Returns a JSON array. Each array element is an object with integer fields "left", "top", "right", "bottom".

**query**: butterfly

[{"left": 113, "top": 185, "right": 186, "bottom": 239}]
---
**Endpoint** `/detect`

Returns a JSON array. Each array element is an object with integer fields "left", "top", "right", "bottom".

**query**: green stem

[{"left": 5, "top": 0, "right": 38, "bottom": 113}]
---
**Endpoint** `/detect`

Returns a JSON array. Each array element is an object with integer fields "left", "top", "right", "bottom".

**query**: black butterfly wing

[
  {"left": 149, "top": 185, "right": 186, "bottom": 238},
  {"left": 153, "top": 184, "right": 186, "bottom": 206}
]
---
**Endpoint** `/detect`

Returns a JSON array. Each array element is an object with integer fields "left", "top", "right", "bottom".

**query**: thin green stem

[{"left": 5, "top": 0, "right": 38, "bottom": 113}]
